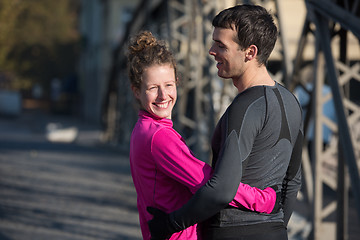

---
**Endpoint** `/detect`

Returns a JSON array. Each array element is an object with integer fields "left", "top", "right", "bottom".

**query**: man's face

[{"left": 209, "top": 27, "right": 246, "bottom": 79}]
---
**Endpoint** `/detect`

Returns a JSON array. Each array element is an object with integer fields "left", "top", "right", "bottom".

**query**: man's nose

[{"left": 209, "top": 45, "right": 216, "bottom": 56}]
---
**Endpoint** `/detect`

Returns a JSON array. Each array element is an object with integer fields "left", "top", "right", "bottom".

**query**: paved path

[{"left": 0, "top": 110, "right": 142, "bottom": 240}]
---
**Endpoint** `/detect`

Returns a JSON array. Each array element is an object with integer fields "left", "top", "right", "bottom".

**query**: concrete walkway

[{"left": 0, "top": 110, "right": 142, "bottom": 240}]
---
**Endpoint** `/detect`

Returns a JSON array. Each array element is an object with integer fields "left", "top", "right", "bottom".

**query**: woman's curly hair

[{"left": 127, "top": 31, "right": 177, "bottom": 89}]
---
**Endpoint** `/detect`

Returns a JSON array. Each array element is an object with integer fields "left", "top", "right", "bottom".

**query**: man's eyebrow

[{"left": 214, "top": 39, "right": 224, "bottom": 44}]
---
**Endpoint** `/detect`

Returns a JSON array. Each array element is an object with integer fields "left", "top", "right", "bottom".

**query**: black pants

[{"left": 203, "top": 222, "right": 288, "bottom": 240}]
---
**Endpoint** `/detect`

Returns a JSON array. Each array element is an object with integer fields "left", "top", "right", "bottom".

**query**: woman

[{"left": 128, "top": 31, "right": 276, "bottom": 240}]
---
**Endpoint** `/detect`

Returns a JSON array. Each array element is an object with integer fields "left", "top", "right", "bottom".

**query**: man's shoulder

[{"left": 229, "top": 86, "right": 266, "bottom": 113}]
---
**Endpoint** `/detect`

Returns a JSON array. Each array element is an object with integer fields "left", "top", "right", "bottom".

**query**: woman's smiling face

[{"left": 133, "top": 64, "right": 177, "bottom": 119}]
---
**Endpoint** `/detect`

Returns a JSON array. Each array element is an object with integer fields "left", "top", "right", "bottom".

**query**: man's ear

[
  {"left": 245, "top": 45, "right": 258, "bottom": 61},
  {"left": 131, "top": 85, "right": 140, "bottom": 99}
]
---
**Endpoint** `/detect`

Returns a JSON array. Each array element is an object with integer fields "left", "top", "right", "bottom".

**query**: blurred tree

[{"left": 0, "top": 0, "right": 80, "bottom": 97}]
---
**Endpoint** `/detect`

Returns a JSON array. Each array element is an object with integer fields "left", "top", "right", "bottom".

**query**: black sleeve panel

[
  {"left": 287, "top": 129, "right": 303, "bottom": 180},
  {"left": 170, "top": 130, "right": 242, "bottom": 230},
  {"left": 283, "top": 167, "right": 301, "bottom": 226},
  {"left": 282, "top": 129, "right": 303, "bottom": 225}
]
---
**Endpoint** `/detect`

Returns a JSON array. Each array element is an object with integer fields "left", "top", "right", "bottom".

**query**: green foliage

[{"left": 0, "top": 0, "right": 80, "bottom": 93}]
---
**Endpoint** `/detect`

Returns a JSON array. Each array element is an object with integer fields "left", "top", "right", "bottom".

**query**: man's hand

[{"left": 147, "top": 207, "right": 177, "bottom": 240}]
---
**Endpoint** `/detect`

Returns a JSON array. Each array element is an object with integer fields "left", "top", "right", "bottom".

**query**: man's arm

[
  {"left": 171, "top": 130, "right": 244, "bottom": 226},
  {"left": 148, "top": 130, "right": 246, "bottom": 238},
  {"left": 153, "top": 127, "right": 276, "bottom": 214}
]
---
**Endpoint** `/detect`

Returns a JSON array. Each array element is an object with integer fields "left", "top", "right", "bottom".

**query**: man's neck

[{"left": 233, "top": 65, "right": 274, "bottom": 93}]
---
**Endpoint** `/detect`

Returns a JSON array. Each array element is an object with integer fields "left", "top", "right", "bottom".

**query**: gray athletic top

[{"left": 169, "top": 81, "right": 303, "bottom": 233}]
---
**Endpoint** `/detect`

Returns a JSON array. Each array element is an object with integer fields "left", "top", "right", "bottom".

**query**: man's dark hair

[{"left": 212, "top": 4, "right": 278, "bottom": 65}]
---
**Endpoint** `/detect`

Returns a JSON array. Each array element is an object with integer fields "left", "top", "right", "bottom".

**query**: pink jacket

[{"left": 130, "top": 111, "right": 275, "bottom": 240}]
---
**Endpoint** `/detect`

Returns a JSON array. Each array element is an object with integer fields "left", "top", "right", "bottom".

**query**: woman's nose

[{"left": 158, "top": 87, "right": 167, "bottom": 99}]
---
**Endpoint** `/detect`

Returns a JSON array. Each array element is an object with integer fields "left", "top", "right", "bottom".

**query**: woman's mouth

[{"left": 154, "top": 101, "right": 169, "bottom": 109}]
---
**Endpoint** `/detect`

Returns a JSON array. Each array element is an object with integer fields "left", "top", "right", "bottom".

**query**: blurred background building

[{"left": 0, "top": 0, "right": 359, "bottom": 239}]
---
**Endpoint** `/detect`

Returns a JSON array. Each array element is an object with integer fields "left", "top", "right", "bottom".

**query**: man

[{"left": 148, "top": 4, "right": 303, "bottom": 240}]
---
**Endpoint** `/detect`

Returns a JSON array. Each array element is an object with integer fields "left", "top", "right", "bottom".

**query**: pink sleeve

[
  {"left": 151, "top": 127, "right": 213, "bottom": 194},
  {"left": 229, "top": 183, "right": 276, "bottom": 214}
]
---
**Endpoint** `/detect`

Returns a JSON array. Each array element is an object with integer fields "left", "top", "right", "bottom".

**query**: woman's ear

[
  {"left": 245, "top": 45, "right": 258, "bottom": 62},
  {"left": 131, "top": 85, "right": 140, "bottom": 99}
]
